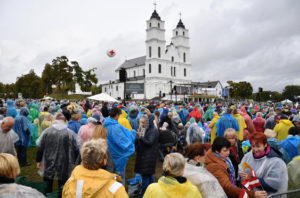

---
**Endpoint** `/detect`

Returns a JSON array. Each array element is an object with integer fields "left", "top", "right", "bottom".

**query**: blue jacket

[
  {"left": 216, "top": 113, "right": 239, "bottom": 137},
  {"left": 67, "top": 120, "right": 82, "bottom": 134},
  {"left": 281, "top": 135, "right": 300, "bottom": 161},
  {"left": 14, "top": 107, "right": 31, "bottom": 147},
  {"left": 103, "top": 117, "right": 136, "bottom": 171},
  {"left": 6, "top": 100, "right": 18, "bottom": 118}
]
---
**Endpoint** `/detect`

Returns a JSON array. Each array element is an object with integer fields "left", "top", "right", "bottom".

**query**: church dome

[
  {"left": 176, "top": 19, "right": 185, "bottom": 29},
  {"left": 150, "top": 10, "right": 161, "bottom": 20}
]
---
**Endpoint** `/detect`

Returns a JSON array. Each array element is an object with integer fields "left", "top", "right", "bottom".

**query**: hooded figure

[
  {"left": 281, "top": 127, "right": 300, "bottom": 160},
  {"left": 127, "top": 106, "right": 140, "bottom": 131},
  {"left": 118, "top": 109, "right": 132, "bottom": 130},
  {"left": 186, "top": 118, "right": 204, "bottom": 145},
  {"left": 29, "top": 103, "right": 39, "bottom": 122},
  {"left": 14, "top": 107, "right": 32, "bottom": 166},
  {"left": 273, "top": 117, "right": 294, "bottom": 140},
  {"left": 103, "top": 115, "right": 136, "bottom": 179},
  {"left": 6, "top": 100, "right": 18, "bottom": 118},
  {"left": 134, "top": 114, "right": 159, "bottom": 197},
  {"left": 216, "top": 113, "right": 239, "bottom": 137},
  {"left": 36, "top": 115, "right": 80, "bottom": 193},
  {"left": 204, "top": 105, "right": 214, "bottom": 121}
]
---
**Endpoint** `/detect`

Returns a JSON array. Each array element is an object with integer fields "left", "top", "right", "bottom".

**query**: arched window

[
  {"left": 149, "top": 23, "right": 151, "bottom": 28},
  {"left": 149, "top": 46, "right": 152, "bottom": 57},
  {"left": 116, "top": 86, "right": 118, "bottom": 91},
  {"left": 149, "top": 64, "right": 152, "bottom": 73},
  {"left": 184, "top": 68, "right": 186, "bottom": 77},
  {"left": 158, "top": 23, "right": 160, "bottom": 28},
  {"left": 174, "top": 67, "right": 176, "bottom": 77},
  {"left": 183, "top": 31, "right": 185, "bottom": 36},
  {"left": 134, "top": 71, "right": 136, "bottom": 77},
  {"left": 171, "top": 56, "right": 174, "bottom": 62},
  {"left": 143, "top": 69, "right": 145, "bottom": 76},
  {"left": 183, "top": 52, "right": 186, "bottom": 63},
  {"left": 158, "top": 47, "right": 161, "bottom": 58},
  {"left": 176, "top": 31, "right": 178, "bottom": 36},
  {"left": 170, "top": 66, "right": 173, "bottom": 76},
  {"left": 158, "top": 64, "right": 161, "bottom": 73}
]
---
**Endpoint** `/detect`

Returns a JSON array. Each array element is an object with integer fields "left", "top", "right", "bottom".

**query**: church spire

[
  {"left": 176, "top": 12, "right": 185, "bottom": 29},
  {"left": 150, "top": 1, "right": 161, "bottom": 20}
]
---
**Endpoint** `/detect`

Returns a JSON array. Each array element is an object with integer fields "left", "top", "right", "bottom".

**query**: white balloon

[{"left": 106, "top": 49, "right": 116, "bottom": 57}]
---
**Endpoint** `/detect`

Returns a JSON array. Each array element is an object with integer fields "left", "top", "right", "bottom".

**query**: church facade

[{"left": 102, "top": 9, "right": 192, "bottom": 100}]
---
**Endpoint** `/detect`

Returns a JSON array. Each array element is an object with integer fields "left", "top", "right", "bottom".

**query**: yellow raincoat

[
  {"left": 209, "top": 115, "right": 220, "bottom": 144},
  {"left": 118, "top": 110, "right": 132, "bottom": 130},
  {"left": 233, "top": 114, "right": 247, "bottom": 141},
  {"left": 287, "top": 156, "right": 300, "bottom": 197},
  {"left": 63, "top": 165, "right": 128, "bottom": 198},
  {"left": 273, "top": 119, "right": 294, "bottom": 141},
  {"left": 144, "top": 176, "right": 202, "bottom": 198}
]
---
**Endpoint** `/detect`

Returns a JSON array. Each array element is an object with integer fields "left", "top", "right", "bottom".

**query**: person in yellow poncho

[
  {"left": 273, "top": 115, "right": 294, "bottom": 140},
  {"left": 144, "top": 153, "right": 202, "bottom": 198},
  {"left": 63, "top": 139, "right": 128, "bottom": 198},
  {"left": 118, "top": 109, "right": 132, "bottom": 130},
  {"left": 232, "top": 108, "right": 247, "bottom": 141},
  {"left": 209, "top": 112, "right": 219, "bottom": 144},
  {"left": 287, "top": 143, "right": 300, "bottom": 197}
]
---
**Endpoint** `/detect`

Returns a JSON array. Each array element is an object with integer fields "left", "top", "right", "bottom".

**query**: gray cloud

[{"left": 0, "top": 0, "right": 299, "bottom": 93}]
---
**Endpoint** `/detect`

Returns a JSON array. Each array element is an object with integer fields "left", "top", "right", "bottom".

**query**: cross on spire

[
  {"left": 153, "top": 1, "right": 157, "bottom": 10},
  {"left": 179, "top": 12, "right": 182, "bottom": 19}
]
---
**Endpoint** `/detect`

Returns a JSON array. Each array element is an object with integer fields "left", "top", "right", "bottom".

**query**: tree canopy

[{"left": 227, "top": 80, "right": 253, "bottom": 99}]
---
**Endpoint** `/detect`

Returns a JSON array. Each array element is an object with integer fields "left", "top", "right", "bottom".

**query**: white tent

[
  {"left": 43, "top": 96, "right": 53, "bottom": 100},
  {"left": 281, "top": 99, "right": 293, "bottom": 104},
  {"left": 88, "top": 93, "right": 120, "bottom": 103}
]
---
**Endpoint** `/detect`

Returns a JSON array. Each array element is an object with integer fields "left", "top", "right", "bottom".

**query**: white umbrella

[
  {"left": 281, "top": 99, "right": 293, "bottom": 104},
  {"left": 88, "top": 93, "right": 120, "bottom": 103}
]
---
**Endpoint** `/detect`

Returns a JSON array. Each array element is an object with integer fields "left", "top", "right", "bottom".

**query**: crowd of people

[{"left": 0, "top": 98, "right": 300, "bottom": 198}]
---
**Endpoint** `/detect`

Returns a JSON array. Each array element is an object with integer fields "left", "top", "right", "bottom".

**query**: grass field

[{"left": 19, "top": 146, "right": 163, "bottom": 196}]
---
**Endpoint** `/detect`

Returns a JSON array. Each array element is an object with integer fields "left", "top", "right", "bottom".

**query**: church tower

[
  {"left": 171, "top": 18, "right": 190, "bottom": 64},
  {"left": 145, "top": 9, "right": 166, "bottom": 78}
]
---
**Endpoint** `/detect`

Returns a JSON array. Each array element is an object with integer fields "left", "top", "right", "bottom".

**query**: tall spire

[{"left": 176, "top": 13, "right": 185, "bottom": 29}]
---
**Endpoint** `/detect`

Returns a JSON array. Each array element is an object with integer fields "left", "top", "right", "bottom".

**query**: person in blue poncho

[
  {"left": 6, "top": 100, "right": 18, "bottom": 118},
  {"left": 127, "top": 106, "right": 140, "bottom": 131},
  {"left": 281, "top": 127, "right": 300, "bottom": 160},
  {"left": 67, "top": 114, "right": 81, "bottom": 134},
  {"left": 216, "top": 108, "right": 239, "bottom": 137},
  {"left": 14, "top": 107, "right": 32, "bottom": 166},
  {"left": 103, "top": 107, "right": 136, "bottom": 183}
]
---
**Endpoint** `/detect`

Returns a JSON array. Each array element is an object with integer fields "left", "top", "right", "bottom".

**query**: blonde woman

[
  {"left": 224, "top": 128, "right": 244, "bottom": 182},
  {"left": 90, "top": 125, "right": 115, "bottom": 173},
  {"left": 232, "top": 108, "right": 246, "bottom": 141},
  {"left": 143, "top": 153, "right": 202, "bottom": 198},
  {"left": 63, "top": 139, "right": 128, "bottom": 198},
  {"left": 0, "top": 153, "right": 45, "bottom": 197}
]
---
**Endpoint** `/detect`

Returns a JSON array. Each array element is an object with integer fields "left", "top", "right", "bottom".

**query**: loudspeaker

[
  {"left": 259, "top": 87, "right": 263, "bottom": 93},
  {"left": 119, "top": 68, "right": 127, "bottom": 82}
]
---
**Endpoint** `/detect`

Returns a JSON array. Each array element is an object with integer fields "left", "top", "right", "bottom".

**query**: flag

[
  {"left": 242, "top": 177, "right": 261, "bottom": 190},
  {"left": 242, "top": 162, "right": 261, "bottom": 190},
  {"left": 239, "top": 188, "right": 249, "bottom": 198}
]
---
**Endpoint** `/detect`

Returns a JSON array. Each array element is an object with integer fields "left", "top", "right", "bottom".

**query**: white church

[{"left": 102, "top": 9, "right": 223, "bottom": 102}]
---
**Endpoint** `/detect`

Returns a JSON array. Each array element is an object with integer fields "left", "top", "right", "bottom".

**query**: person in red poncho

[
  {"left": 188, "top": 105, "right": 202, "bottom": 123},
  {"left": 240, "top": 106, "right": 256, "bottom": 140},
  {"left": 253, "top": 112, "right": 265, "bottom": 133}
]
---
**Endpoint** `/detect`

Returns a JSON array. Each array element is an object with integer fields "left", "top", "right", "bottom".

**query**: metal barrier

[{"left": 267, "top": 189, "right": 300, "bottom": 198}]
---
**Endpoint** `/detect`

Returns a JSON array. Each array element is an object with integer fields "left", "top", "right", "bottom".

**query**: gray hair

[
  {"left": 163, "top": 153, "right": 185, "bottom": 177},
  {"left": 81, "top": 139, "right": 107, "bottom": 170}
]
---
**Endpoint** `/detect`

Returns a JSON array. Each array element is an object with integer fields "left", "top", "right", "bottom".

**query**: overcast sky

[{"left": 0, "top": 0, "right": 299, "bottom": 92}]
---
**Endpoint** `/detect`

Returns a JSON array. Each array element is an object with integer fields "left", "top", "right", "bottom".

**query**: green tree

[
  {"left": 91, "top": 84, "right": 102, "bottom": 95},
  {"left": 15, "top": 70, "right": 43, "bottom": 98},
  {"left": 227, "top": 80, "right": 253, "bottom": 99},
  {"left": 282, "top": 85, "right": 300, "bottom": 101},
  {"left": 41, "top": 56, "right": 98, "bottom": 95}
]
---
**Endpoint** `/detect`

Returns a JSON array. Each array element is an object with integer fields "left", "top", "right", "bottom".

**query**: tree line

[
  {"left": 0, "top": 56, "right": 101, "bottom": 99},
  {"left": 227, "top": 81, "right": 300, "bottom": 102}
]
